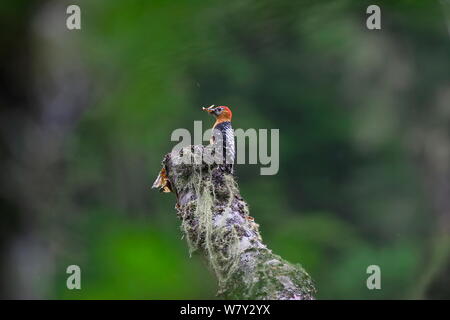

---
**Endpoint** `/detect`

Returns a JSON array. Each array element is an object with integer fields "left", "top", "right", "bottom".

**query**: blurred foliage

[
  {"left": 2, "top": 0, "right": 450, "bottom": 299},
  {"left": 56, "top": 213, "right": 215, "bottom": 299}
]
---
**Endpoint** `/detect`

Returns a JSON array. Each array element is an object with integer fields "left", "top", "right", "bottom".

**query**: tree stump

[{"left": 156, "top": 145, "right": 316, "bottom": 299}]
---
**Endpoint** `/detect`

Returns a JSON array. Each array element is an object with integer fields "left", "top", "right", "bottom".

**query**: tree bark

[{"left": 157, "top": 145, "right": 316, "bottom": 300}]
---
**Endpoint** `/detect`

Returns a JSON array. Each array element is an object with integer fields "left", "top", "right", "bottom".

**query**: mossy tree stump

[{"left": 157, "top": 145, "right": 316, "bottom": 300}]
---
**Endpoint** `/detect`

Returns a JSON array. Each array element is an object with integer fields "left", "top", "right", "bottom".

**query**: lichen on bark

[{"left": 158, "top": 145, "right": 316, "bottom": 300}]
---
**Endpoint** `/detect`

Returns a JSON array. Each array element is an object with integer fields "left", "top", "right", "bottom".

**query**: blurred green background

[{"left": 1, "top": 0, "right": 450, "bottom": 299}]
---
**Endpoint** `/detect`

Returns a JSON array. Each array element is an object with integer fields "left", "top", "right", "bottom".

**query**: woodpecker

[
  {"left": 152, "top": 105, "right": 235, "bottom": 193},
  {"left": 202, "top": 105, "right": 235, "bottom": 174}
]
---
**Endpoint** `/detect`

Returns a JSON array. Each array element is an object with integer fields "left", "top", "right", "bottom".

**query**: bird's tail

[{"left": 152, "top": 167, "right": 172, "bottom": 193}]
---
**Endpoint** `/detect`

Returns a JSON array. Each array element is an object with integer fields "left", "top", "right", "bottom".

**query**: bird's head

[{"left": 202, "top": 105, "right": 232, "bottom": 121}]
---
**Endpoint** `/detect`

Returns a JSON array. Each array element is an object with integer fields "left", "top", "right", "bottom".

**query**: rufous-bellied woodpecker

[
  {"left": 202, "top": 105, "right": 235, "bottom": 174},
  {"left": 152, "top": 105, "right": 235, "bottom": 193}
]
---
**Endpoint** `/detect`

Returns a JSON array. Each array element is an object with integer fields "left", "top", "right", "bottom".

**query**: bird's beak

[{"left": 202, "top": 105, "right": 215, "bottom": 114}]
